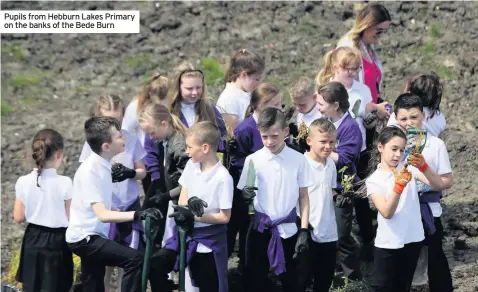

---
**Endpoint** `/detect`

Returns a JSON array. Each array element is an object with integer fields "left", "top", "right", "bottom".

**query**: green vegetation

[
  {"left": 125, "top": 54, "right": 153, "bottom": 68},
  {"left": 200, "top": 57, "right": 224, "bottom": 86},
  {"left": 2, "top": 44, "right": 25, "bottom": 60},
  {"left": 1, "top": 101, "right": 15, "bottom": 116},
  {"left": 9, "top": 74, "right": 41, "bottom": 89},
  {"left": 429, "top": 23, "right": 441, "bottom": 38},
  {"left": 21, "top": 96, "right": 36, "bottom": 105}
]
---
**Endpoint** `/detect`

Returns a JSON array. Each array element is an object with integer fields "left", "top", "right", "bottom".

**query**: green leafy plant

[
  {"left": 1, "top": 101, "right": 15, "bottom": 116},
  {"left": 338, "top": 166, "right": 356, "bottom": 195}
]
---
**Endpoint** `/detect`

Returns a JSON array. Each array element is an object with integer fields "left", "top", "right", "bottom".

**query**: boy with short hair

[
  {"left": 287, "top": 76, "right": 322, "bottom": 153},
  {"left": 393, "top": 93, "right": 454, "bottom": 291},
  {"left": 66, "top": 116, "right": 162, "bottom": 292},
  {"left": 238, "top": 108, "right": 313, "bottom": 292},
  {"left": 151, "top": 121, "right": 234, "bottom": 292},
  {"left": 296, "top": 118, "right": 338, "bottom": 292}
]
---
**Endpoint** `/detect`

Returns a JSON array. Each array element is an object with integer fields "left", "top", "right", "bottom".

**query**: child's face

[
  {"left": 256, "top": 94, "right": 283, "bottom": 114},
  {"left": 239, "top": 72, "right": 263, "bottom": 92},
  {"left": 180, "top": 76, "right": 203, "bottom": 104},
  {"left": 378, "top": 136, "right": 406, "bottom": 168},
  {"left": 395, "top": 108, "right": 425, "bottom": 130},
  {"left": 140, "top": 119, "right": 169, "bottom": 142},
  {"left": 185, "top": 135, "right": 209, "bottom": 163},
  {"left": 101, "top": 109, "right": 124, "bottom": 128},
  {"left": 259, "top": 123, "right": 288, "bottom": 154},
  {"left": 105, "top": 126, "right": 126, "bottom": 156},
  {"left": 316, "top": 93, "right": 339, "bottom": 118},
  {"left": 293, "top": 94, "right": 317, "bottom": 114},
  {"left": 333, "top": 62, "right": 360, "bottom": 85},
  {"left": 307, "top": 130, "right": 335, "bottom": 160}
]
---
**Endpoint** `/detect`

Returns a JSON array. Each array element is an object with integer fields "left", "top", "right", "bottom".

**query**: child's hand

[
  {"left": 111, "top": 163, "right": 136, "bottom": 182},
  {"left": 393, "top": 167, "right": 412, "bottom": 195},
  {"left": 407, "top": 153, "right": 429, "bottom": 172}
]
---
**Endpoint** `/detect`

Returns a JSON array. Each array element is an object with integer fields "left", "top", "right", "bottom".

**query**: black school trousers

[
  {"left": 296, "top": 240, "right": 337, "bottom": 292},
  {"left": 371, "top": 241, "right": 422, "bottom": 292},
  {"left": 426, "top": 217, "right": 453, "bottom": 292},
  {"left": 244, "top": 229, "right": 298, "bottom": 292},
  {"left": 68, "top": 235, "right": 143, "bottom": 292},
  {"left": 149, "top": 248, "right": 219, "bottom": 292}
]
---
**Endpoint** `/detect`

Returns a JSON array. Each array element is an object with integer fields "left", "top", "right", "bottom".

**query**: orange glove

[
  {"left": 407, "top": 153, "right": 429, "bottom": 172},
  {"left": 393, "top": 167, "right": 412, "bottom": 195}
]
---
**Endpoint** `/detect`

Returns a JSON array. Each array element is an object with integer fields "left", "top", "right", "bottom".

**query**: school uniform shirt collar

[
  {"left": 90, "top": 150, "right": 113, "bottom": 170},
  {"left": 304, "top": 153, "right": 327, "bottom": 170},
  {"left": 33, "top": 168, "right": 57, "bottom": 176},
  {"left": 332, "top": 111, "right": 349, "bottom": 129},
  {"left": 262, "top": 144, "right": 289, "bottom": 161},
  {"left": 192, "top": 157, "right": 222, "bottom": 181},
  {"left": 252, "top": 111, "right": 259, "bottom": 123},
  {"left": 181, "top": 102, "right": 195, "bottom": 110}
]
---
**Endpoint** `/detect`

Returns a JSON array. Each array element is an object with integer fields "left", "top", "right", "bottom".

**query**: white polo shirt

[
  {"left": 366, "top": 164, "right": 424, "bottom": 249},
  {"left": 408, "top": 134, "right": 452, "bottom": 217},
  {"left": 387, "top": 107, "right": 446, "bottom": 138},
  {"left": 304, "top": 155, "right": 338, "bottom": 243},
  {"left": 66, "top": 151, "right": 113, "bottom": 243},
  {"left": 297, "top": 106, "right": 322, "bottom": 127},
  {"left": 122, "top": 100, "right": 146, "bottom": 146},
  {"left": 15, "top": 168, "right": 72, "bottom": 228},
  {"left": 237, "top": 145, "right": 314, "bottom": 239},
  {"left": 216, "top": 83, "right": 252, "bottom": 123},
  {"left": 347, "top": 80, "right": 373, "bottom": 151},
  {"left": 178, "top": 158, "right": 233, "bottom": 252}
]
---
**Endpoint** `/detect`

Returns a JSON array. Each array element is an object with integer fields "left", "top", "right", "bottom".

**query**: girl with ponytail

[{"left": 14, "top": 129, "right": 74, "bottom": 292}]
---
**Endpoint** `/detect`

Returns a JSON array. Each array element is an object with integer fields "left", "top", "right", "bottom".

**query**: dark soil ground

[{"left": 1, "top": 1, "right": 477, "bottom": 291}]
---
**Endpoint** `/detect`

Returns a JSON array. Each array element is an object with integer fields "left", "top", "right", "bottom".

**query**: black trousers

[
  {"left": 371, "top": 241, "right": 422, "bottom": 292},
  {"left": 68, "top": 235, "right": 143, "bottom": 292},
  {"left": 149, "top": 248, "right": 219, "bottom": 292},
  {"left": 297, "top": 240, "right": 337, "bottom": 292},
  {"left": 355, "top": 150, "right": 376, "bottom": 246},
  {"left": 244, "top": 229, "right": 298, "bottom": 292},
  {"left": 426, "top": 217, "right": 453, "bottom": 292},
  {"left": 335, "top": 203, "right": 362, "bottom": 280}
]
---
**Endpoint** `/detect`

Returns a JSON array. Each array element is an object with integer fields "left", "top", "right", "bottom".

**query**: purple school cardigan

[
  {"left": 231, "top": 116, "right": 264, "bottom": 169},
  {"left": 419, "top": 191, "right": 442, "bottom": 235},
  {"left": 164, "top": 224, "right": 228, "bottom": 292},
  {"left": 335, "top": 113, "right": 363, "bottom": 191},
  {"left": 143, "top": 104, "right": 226, "bottom": 181}
]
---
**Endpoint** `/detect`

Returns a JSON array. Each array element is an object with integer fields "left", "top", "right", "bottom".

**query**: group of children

[{"left": 13, "top": 13, "right": 454, "bottom": 292}]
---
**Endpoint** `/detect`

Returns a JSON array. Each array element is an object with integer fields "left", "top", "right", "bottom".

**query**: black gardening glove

[
  {"left": 187, "top": 196, "right": 208, "bottom": 217},
  {"left": 241, "top": 186, "right": 257, "bottom": 204},
  {"left": 111, "top": 163, "right": 136, "bottom": 183},
  {"left": 144, "top": 191, "right": 172, "bottom": 209},
  {"left": 288, "top": 122, "right": 299, "bottom": 138},
  {"left": 169, "top": 205, "right": 195, "bottom": 234},
  {"left": 227, "top": 138, "right": 239, "bottom": 156},
  {"left": 293, "top": 228, "right": 311, "bottom": 259},
  {"left": 334, "top": 193, "right": 353, "bottom": 208},
  {"left": 133, "top": 208, "right": 163, "bottom": 221}
]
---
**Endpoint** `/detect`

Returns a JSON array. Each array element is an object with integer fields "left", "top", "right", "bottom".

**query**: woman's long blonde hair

[
  {"left": 338, "top": 3, "right": 391, "bottom": 50},
  {"left": 167, "top": 62, "right": 218, "bottom": 127},
  {"left": 135, "top": 72, "right": 169, "bottom": 115},
  {"left": 316, "top": 47, "right": 361, "bottom": 85},
  {"left": 138, "top": 103, "right": 187, "bottom": 136}
]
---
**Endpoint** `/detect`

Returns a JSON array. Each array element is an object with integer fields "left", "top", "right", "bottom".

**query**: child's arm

[
  {"left": 331, "top": 125, "right": 362, "bottom": 165},
  {"left": 91, "top": 202, "right": 135, "bottom": 223},
  {"left": 195, "top": 209, "right": 231, "bottom": 225},
  {"left": 13, "top": 198, "right": 25, "bottom": 224},
  {"left": 370, "top": 192, "right": 401, "bottom": 219},
  {"left": 133, "top": 159, "right": 147, "bottom": 180},
  {"left": 298, "top": 187, "right": 310, "bottom": 229},
  {"left": 65, "top": 199, "right": 71, "bottom": 220},
  {"left": 143, "top": 135, "right": 162, "bottom": 182},
  {"left": 178, "top": 186, "right": 189, "bottom": 206},
  {"left": 409, "top": 153, "right": 453, "bottom": 191}
]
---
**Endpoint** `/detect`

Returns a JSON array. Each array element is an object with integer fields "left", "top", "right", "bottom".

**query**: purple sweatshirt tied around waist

[{"left": 419, "top": 191, "right": 442, "bottom": 235}]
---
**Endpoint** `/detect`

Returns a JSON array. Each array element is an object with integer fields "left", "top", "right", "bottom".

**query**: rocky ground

[{"left": 1, "top": 1, "right": 477, "bottom": 291}]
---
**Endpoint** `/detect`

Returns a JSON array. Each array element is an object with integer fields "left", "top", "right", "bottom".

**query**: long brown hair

[
  {"left": 31, "top": 129, "right": 64, "bottom": 187},
  {"left": 91, "top": 94, "right": 125, "bottom": 117},
  {"left": 316, "top": 47, "right": 361, "bottom": 85},
  {"left": 167, "top": 62, "right": 218, "bottom": 127},
  {"left": 317, "top": 82, "right": 350, "bottom": 114},
  {"left": 135, "top": 72, "right": 169, "bottom": 115},
  {"left": 245, "top": 82, "right": 281, "bottom": 118},
  {"left": 338, "top": 3, "right": 391, "bottom": 50},
  {"left": 403, "top": 72, "right": 443, "bottom": 119},
  {"left": 138, "top": 103, "right": 187, "bottom": 136},
  {"left": 224, "top": 48, "right": 265, "bottom": 83}
]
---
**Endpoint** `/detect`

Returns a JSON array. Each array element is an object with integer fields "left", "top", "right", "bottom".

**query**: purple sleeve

[
  {"left": 143, "top": 135, "right": 161, "bottom": 181},
  {"left": 213, "top": 105, "right": 227, "bottom": 137},
  {"left": 336, "top": 125, "right": 362, "bottom": 169},
  {"left": 232, "top": 126, "right": 252, "bottom": 169}
]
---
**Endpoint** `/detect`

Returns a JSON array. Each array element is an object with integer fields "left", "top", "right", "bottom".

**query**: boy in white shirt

[
  {"left": 238, "top": 108, "right": 313, "bottom": 292},
  {"left": 150, "top": 121, "right": 234, "bottom": 292},
  {"left": 66, "top": 116, "right": 162, "bottom": 292},
  {"left": 393, "top": 93, "right": 454, "bottom": 291},
  {"left": 296, "top": 118, "right": 338, "bottom": 292}
]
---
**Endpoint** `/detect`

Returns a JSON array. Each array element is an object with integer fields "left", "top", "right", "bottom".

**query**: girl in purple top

[
  {"left": 316, "top": 81, "right": 363, "bottom": 281},
  {"left": 78, "top": 94, "right": 147, "bottom": 290},
  {"left": 227, "top": 82, "right": 282, "bottom": 269}
]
